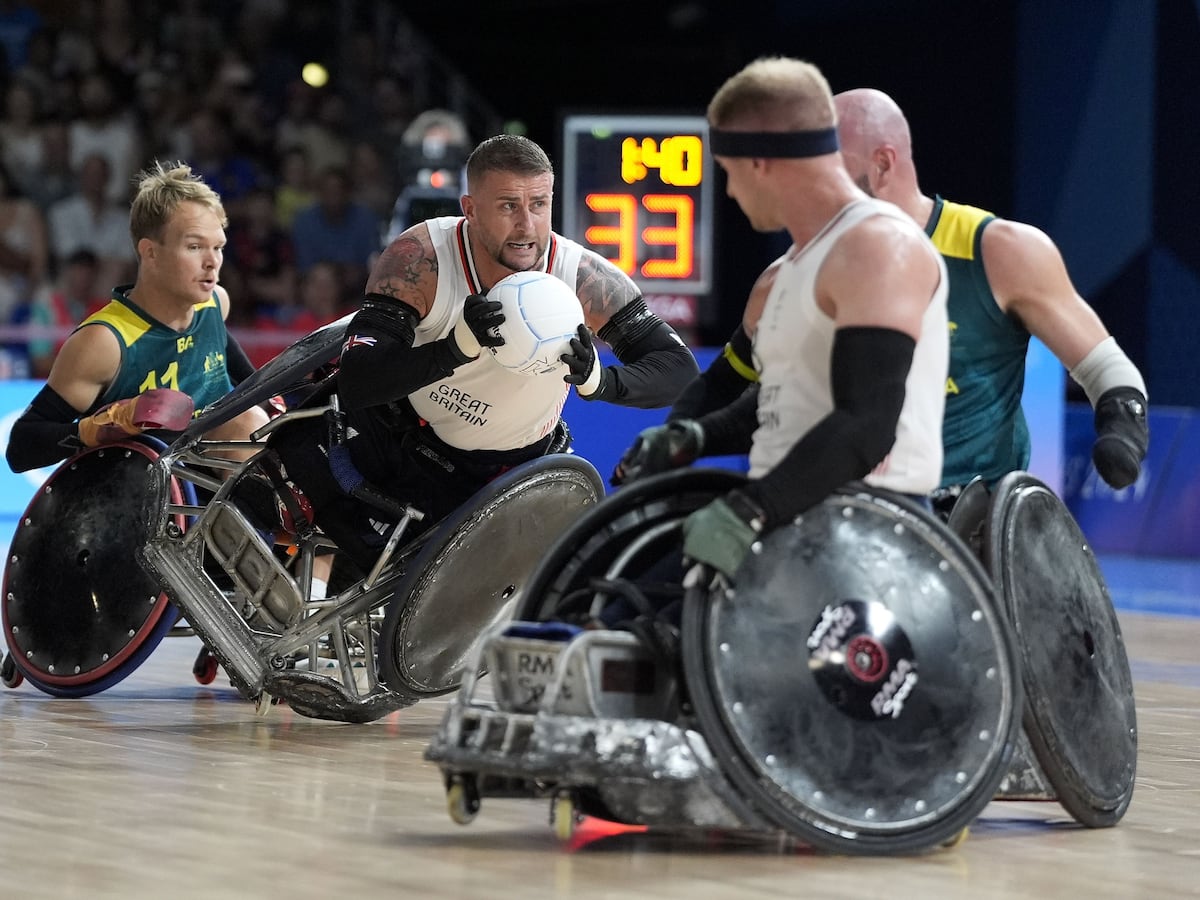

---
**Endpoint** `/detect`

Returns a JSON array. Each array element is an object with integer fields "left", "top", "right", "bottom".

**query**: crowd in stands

[{"left": 0, "top": 0, "right": 482, "bottom": 375}]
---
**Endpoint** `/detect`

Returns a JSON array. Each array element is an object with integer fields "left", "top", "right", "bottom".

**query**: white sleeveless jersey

[
  {"left": 410, "top": 217, "right": 585, "bottom": 451},
  {"left": 749, "top": 199, "right": 948, "bottom": 495}
]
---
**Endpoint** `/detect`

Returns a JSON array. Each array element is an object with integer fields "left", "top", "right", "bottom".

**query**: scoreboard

[{"left": 560, "top": 114, "right": 713, "bottom": 296}]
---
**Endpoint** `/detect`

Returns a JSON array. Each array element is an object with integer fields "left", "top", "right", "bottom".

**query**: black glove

[
  {"left": 611, "top": 419, "right": 704, "bottom": 485},
  {"left": 451, "top": 293, "right": 505, "bottom": 360},
  {"left": 561, "top": 324, "right": 610, "bottom": 399},
  {"left": 1092, "top": 386, "right": 1149, "bottom": 489}
]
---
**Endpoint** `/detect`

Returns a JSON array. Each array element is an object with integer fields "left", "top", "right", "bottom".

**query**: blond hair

[
  {"left": 707, "top": 56, "right": 836, "bottom": 132},
  {"left": 129, "top": 161, "right": 227, "bottom": 246}
]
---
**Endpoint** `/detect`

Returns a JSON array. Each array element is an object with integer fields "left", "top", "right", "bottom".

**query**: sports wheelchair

[
  {"left": 1, "top": 316, "right": 605, "bottom": 722},
  {"left": 425, "top": 466, "right": 1137, "bottom": 854}
]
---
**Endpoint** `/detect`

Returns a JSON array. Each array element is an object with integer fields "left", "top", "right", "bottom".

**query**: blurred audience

[
  {"left": 290, "top": 165, "right": 380, "bottom": 296},
  {"left": 9, "top": 247, "right": 106, "bottom": 378},
  {"left": 0, "top": 1, "right": 491, "bottom": 379},
  {"left": 69, "top": 71, "right": 140, "bottom": 203},
  {"left": 0, "top": 157, "right": 48, "bottom": 321},
  {"left": 223, "top": 186, "right": 297, "bottom": 321},
  {"left": 0, "top": 79, "right": 44, "bottom": 196},
  {"left": 274, "top": 146, "right": 315, "bottom": 231},
  {"left": 47, "top": 152, "right": 136, "bottom": 288}
]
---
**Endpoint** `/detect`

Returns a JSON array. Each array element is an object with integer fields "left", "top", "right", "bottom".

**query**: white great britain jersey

[
  {"left": 409, "top": 216, "right": 585, "bottom": 451},
  {"left": 749, "top": 198, "right": 948, "bottom": 495}
]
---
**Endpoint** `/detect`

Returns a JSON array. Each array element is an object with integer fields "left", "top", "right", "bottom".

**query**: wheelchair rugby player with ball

[{"left": 3, "top": 133, "right": 698, "bottom": 723}]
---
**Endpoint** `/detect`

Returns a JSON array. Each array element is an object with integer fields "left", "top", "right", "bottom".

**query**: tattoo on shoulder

[
  {"left": 368, "top": 236, "right": 438, "bottom": 314},
  {"left": 576, "top": 250, "right": 640, "bottom": 322}
]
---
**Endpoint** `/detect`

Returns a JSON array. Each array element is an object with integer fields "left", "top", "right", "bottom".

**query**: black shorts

[{"left": 270, "top": 402, "right": 568, "bottom": 573}]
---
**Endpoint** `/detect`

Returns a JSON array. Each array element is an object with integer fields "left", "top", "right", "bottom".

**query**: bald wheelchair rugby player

[{"left": 833, "top": 87, "right": 1148, "bottom": 510}]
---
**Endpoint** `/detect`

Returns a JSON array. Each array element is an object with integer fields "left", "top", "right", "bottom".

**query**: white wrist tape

[
  {"left": 577, "top": 360, "right": 603, "bottom": 397},
  {"left": 453, "top": 314, "right": 482, "bottom": 359},
  {"left": 1069, "top": 336, "right": 1146, "bottom": 407}
]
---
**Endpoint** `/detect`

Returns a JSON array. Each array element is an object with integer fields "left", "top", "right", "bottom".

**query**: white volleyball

[{"left": 486, "top": 271, "right": 585, "bottom": 377}]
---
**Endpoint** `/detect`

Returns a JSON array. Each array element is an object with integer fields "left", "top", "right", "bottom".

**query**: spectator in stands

[
  {"left": 11, "top": 248, "right": 107, "bottom": 378},
  {"left": 47, "top": 152, "right": 137, "bottom": 288},
  {"left": 0, "top": 79, "right": 44, "bottom": 196},
  {"left": 223, "top": 186, "right": 296, "bottom": 322},
  {"left": 184, "top": 106, "right": 263, "bottom": 213},
  {"left": 275, "top": 81, "right": 349, "bottom": 176},
  {"left": 24, "top": 117, "right": 74, "bottom": 212},
  {"left": 133, "top": 69, "right": 190, "bottom": 166},
  {"left": 248, "top": 260, "right": 348, "bottom": 367},
  {"left": 274, "top": 146, "right": 315, "bottom": 231},
  {"left": 290, "top": 165, "right": 380, "bottom": 297},
  {"left": 349, "top": 140, "right": 396, "bottom": 225},
  {"left": 68, "top": 71, "right": 140, "bottom": 203},
  {"left": 0, "top": 157, "right": 49, "bottom": 322},
  {"left": 90, "top": 0, "right": 154, "bottom": 100},
  {"left": 0, "top": 0, "right": 42, "bottom": 73},
  {"left": 9, "top": 24, "right": 54, "bottom": 109}
]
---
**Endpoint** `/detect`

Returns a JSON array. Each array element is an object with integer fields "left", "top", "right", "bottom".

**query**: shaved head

[
  {"left": 834, "top": 88, "right": 913, "bottom": 165},
  {"left": 830, "top": 88, "right": 925, "bottom": 209}
]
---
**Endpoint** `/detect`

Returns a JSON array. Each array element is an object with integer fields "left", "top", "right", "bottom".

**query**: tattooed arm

[
  {"left": 337, "top": 224, "right": 494, "bottom": 408},
  {"left": 363, "top": 227, "right": 439, "bottom": 317},
  {"left": 564, "top": 248, "right": 700, "bottom": 408}
]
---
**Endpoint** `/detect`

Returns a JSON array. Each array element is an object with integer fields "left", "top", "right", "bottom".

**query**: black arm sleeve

[
  {"left": 336, "top": 293, "right": 470, "bottom": 410},
  {"left": 225, "top": 331, "right": 255, "bottom": 385},
  {"left": 694, "top": 384, "right": 760, "bottom": 456},
  {"left": 593, "top": 299, "right": 700, "bottom": 409},
  {"left": 739, "top": 326, "right": 915, "bottom": 529},
  {"left": 669, "top": 324, "right": 758, "bottom": 421},
  {"left": 6, "top": 385, "right": 84, "bottom": 473}
]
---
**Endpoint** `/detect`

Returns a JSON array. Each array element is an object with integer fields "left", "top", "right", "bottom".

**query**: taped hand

[{"left": 78, "top": 388, "right": 195, "bottom": 447}]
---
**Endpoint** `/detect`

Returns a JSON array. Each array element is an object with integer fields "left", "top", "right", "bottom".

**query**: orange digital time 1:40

[{"left": 561, "top": 115, "right": 713, "bottom": 294}]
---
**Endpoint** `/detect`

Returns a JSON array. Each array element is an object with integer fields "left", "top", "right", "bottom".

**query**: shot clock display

[{"left": 561, "top": 115, "right": 713, "bottom": 295}]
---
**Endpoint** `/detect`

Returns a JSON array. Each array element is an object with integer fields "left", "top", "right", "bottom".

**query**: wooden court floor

[{"left": 1, "top": 608, "right": 1197, "bottom": 899}]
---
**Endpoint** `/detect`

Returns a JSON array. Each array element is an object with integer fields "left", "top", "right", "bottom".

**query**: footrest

[
  {"left": 265, "top": 670, "right": 411, "bottom": 723},
  {"left": 203, "top": 500, "right": 303, "bottom": 629}
]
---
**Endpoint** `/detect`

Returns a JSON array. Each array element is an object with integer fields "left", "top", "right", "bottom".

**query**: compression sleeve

[
  {"left": 669, "top": 324, "right": 757, "bottom": 421},
  {"left": 6, "top": 385, "right": 85, "bottom": 473},
  {"left": 694, "top": 384, "right": 760, "bottom": 456},
  {"left": 592, "top": 299, "right": 700, "bottom": 408},
  {"left": 336, "top": 293, "right": 470, "bottom": 410},
  {"left": 738, "top": 326, "right": 915, "bottom": 529},
  {"left": 225, "top": 331, "right": 255, "bottom": 385}
]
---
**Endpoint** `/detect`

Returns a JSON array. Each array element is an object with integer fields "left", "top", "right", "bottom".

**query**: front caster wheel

[
  {"left": 551, "top": 792, "right": 578, "bottom": 842},
  {"left": 447, "top": 775, "right": 481, "bottom": 825},
  {"left": 192, "top": 647, "right": 218, "bottom": 685},
  {"left": 1, "top": 653, "right": 24, "bottom": 689}
]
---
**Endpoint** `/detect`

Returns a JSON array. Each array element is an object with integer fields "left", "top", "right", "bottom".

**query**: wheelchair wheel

[
  {"left": 1, "top": 440, "right": 191, "bottom": 697},
  {"left": 680, "top": 483, "right": 1021, "bottom": 854},
  {"left": 376, "top": 454, "right": 604, "bottom": 702},
  {"left": 985, "top": 472, "right": 1137, "bottom": 827},
  {"left": 516, "top": 467, "right": 748, "bottom": 625}
]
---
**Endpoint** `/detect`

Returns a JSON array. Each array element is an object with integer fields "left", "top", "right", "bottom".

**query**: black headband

[{"left": 709, "top": 127, "right": 839, "bottom": 158}]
